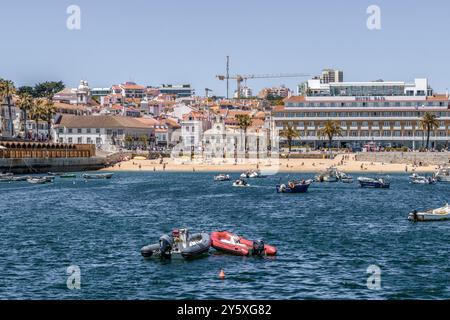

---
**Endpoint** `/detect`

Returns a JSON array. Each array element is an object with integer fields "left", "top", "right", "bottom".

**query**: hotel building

[{"left": 272, "top": 78, "right": 450, "bottom": 150}]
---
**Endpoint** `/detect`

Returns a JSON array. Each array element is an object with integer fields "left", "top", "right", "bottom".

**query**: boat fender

[{"left": 252, "top": 240, "right": 265, "bottom": 256}]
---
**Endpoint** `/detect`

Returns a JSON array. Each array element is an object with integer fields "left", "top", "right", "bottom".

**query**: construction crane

[
  {"left": 216, "top": 72, "right": 311, "bottom": 99},
  {"left": 205, "top": 88, "right": 213, "bottom": 98}
]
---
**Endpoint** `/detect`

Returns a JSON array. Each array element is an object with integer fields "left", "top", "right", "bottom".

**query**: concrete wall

[
  {"left": 355, "top": 152, "right": 450, "bottom": 166},
  {"left": 0, "top": 157, "right": 107, "bottom": 174}
]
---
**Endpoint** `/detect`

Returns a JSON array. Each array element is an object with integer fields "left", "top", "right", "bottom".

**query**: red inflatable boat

[{"left": 210, "top": 231, "right": 277, "bottom": 256}]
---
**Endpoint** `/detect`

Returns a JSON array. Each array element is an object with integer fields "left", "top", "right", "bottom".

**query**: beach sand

[{"left": 102, "top": 154, "right": 438, "bottom": 174}]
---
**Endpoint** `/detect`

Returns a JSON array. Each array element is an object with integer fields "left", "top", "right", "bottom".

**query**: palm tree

[
  {"left": 420, "top": 112, "right": 440, "bottom": 150},
  {"left": 0, "top": 79, "right": 17, "bottom": 137},
  {"left": 318, "top": 120, "right": 342, "bottom": 154},
  {"left": 279, "top": 125, "right": 300, "bottom": 153},
  {"left": 30, "top": 99, "right": 45, "bottom": 141},
  {"left": 16, "top": 92, "right": 34, "bottom": 139},
  {"left": 41, "top": 98, "right": 56, "bottom": 141},
  {"left": 235, "top": 114, "right": 252, "bottom": 158}
]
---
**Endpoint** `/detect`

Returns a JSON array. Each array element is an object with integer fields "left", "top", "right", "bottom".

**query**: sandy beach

[{"left": 103, "top": 154, "right": 439, "bottom": 174}]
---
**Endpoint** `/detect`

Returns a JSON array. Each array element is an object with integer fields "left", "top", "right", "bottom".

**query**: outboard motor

[
  {"left": 159, "top": 234, "right": 173, "bottom": 258},
  {"left": 252, "top": 240, "right": 265, "bottom": 256},
  {"left": 412, "top": 210, "right": 419, "bottom": 223}
]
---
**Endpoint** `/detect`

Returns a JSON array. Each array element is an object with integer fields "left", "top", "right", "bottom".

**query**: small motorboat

[
  {"left": 0, "top": 172, "right": 13, "bottom": 178},
  {"left": 210, "top": 231, "right": 277, "bottom": 256},
  {"left": 141, "top": 229, "right": 210, "bottom": 259},
  {"left": 240, "top": 170, "right": 264, "bottom": 179},
  {"left": 339, "top": 172, "right": 353, "bottom": 183},
  {"left": 315, "top": 167, "right": 339, "bottom": 183},
  {"left": 82, "top": 173, "right": 114, "bottom": 180},
  {"left": 27, "top": 177, "right": 49, "bottom": 184},
  {"left": 10, "top": 175, "right": 31, "bottom": 182},
  {"left": 434, "top": 168, "right": 450, "bottom": 183},
  {"left": 214, "top": 174, "right": 230, "bottom": 181},
  {"left": 233, "top": 178, "right": 250, "bottom": 187},
  {"left": 409, "top": 173, "right": 436, "bottom": 185},
  {"left": 60, "top": 173, "right": 77, "bottom": 179},
  {"left": 276, "top": 179, "right": 313, "bottom": 193},
  {"left": 47, "top": 172, "right": 63, "bottom": 176},
  {"left": 408, "top": 203, "right": 450, "bottom": 222},
  {"left": 357, "top": 177, "right": 390, "bottom": 188}
]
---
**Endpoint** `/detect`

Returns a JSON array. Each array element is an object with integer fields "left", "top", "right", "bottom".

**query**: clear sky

[{"left": 1, "top": 0, "right": 450, "bottom": 96}]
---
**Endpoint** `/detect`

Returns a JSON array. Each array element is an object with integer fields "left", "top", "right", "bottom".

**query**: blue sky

[{"left": 1, "top": 0, "right": 450, "bottom": 95}]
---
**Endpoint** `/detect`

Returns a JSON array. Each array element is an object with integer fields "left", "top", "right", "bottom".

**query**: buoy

[{"left": 219, "top": 269, "right": 225, "bottom": 280}]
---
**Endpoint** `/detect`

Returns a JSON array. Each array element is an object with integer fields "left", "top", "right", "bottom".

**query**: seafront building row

[
  {"left": 273, "top": 78, "right": 450, "bottom": 149},
  {"left": 1, "top": 71, "right": 450, "bottom": 155}
]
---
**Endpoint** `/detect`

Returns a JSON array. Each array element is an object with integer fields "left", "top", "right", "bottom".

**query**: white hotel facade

[{"left": 272, "top": 78, "right": 450, "bottom": 150}]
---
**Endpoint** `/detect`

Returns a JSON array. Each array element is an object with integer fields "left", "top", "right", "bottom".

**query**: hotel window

[
  {"left": 107, "top": 129, "right": 112, "bottom": 135},
  {"left": 394, "top": 131, "right": 401, "bottom": 137},
  {"left": 87, "top": 138, "right": 92, "bottom": 144},
  {"left": 96, "top": 138, "right": 102, "bottom": 144},
  {"left": 86, "top": 128, "right": 91, "bottom": 134},
  {"left": 372, "top": 122, "right": 379, "bottom": 127},
  {"left": 341, "top": 122, "right": 346, "bottom": 127},
  {"left": 68, "top": 138, "right": 73, "bottom": 143},
  {"left": 59, "top": 128, "right": 64, "bottom": 134},
  {"left": 118, "top": 130, "right": 124, "bottom": 135},
  {"left": 308, "top": 131, "right": 315, "bottom": 136},
  {"left": 405, "top": 121, "right": 412, "bottom": 127},
  {"left": 78, "top": 128, "right": 82, "bottom": 134},
  {"left": 96, "top": 128, "right": 100, "bottom": 134},
  {"left": 351, "top": 122, "right": 357, "bottom": 127},
  {"left": 362, "top": 122, "right": 368, "bottom": 127},
  {"left": 361, "top": 131, "right": 369, "bottom": 137},
  {"left": 372, "top": 131, "right": 380, "bottom": 137},
  {"left": 383, "top": 131, "right": 391, "bottom": 137},
  {"left": 77, "top": 137, "right": 82, "bottom": 143},
  {"left": 439, "top": 131, "right": 446, "bottom": 137},
  {"left": 350, "top": 131, "right": 358, "bottom": 137},
  {"left": 68, "top": 128, "right": 73, "bottom": 134},
  {"left": 394, "top": 121, "right": 401, "bottom": 127}
]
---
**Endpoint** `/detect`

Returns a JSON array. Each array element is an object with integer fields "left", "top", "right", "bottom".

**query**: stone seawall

[
  {"left": 0, "top": 157, "right": 107, "bottom": 174},
  {"left": 355, "top": 152, "right": 450, "bottom": 166}
]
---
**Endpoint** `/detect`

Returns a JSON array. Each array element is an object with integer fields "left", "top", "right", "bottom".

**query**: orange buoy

[{"left": 219, "top": 269, "right": 225, "bottom": 280}]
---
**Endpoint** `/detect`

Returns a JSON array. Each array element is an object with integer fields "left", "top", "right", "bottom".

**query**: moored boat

[
  {"left": 435, "top": 167, "right": 450, "bottom": 182},
  {"left": 140, "top": 229, "right": 210, "bottom": 259},
  {"left": 82, "top": 173, "right": 114, "bottom": 180},
  {"left": 357, "top": 177, "right": 390, "bottom": 188},
  {"left": 233, "top": 178, "right": 250, "bottom": 187},
  {"left": 27, "top": 177, "right": 49, "bottom": 184},
  {"left": 60, "top": 173, "right": 77, "bottom": 179},
  {"left": 408, "top": 203, "right": 450, "bottom": 222},
  {"left": 315, "top": 167, "right": 339, "bottom": 183},
  {"left": 409, "top": 173, "right": 436, "bottom": 185},
  {"left": 276, "top": 179, "right": 313, "bottom": 193},
  {"left": 210, "top": 231, "right": 277, "bottom": 256},
  {"left": 240, "top": 170, "right": 264, "bottom": 179},
  {"left": 339, "top": 172, "right": 353, "bottom": 183},
  {"left": 214, "top": 174, "right": 230, "bottom": 181}
]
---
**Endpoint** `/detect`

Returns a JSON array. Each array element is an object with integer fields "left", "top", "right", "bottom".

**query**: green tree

[
  {"left": 420, "top": 112, "right": 440, "bottom": 150},
  {"left": 17, "top": 86, "right": 35, "bottom": 97},
  {"left": 30, "top": 99, "right": 45, "bottom": 141},
  {"left": 139, "top": 134, "right": 148, "bottom": 149},
  {"left": 318, "top": 120, "right": 342, "bottom": 153},
  {"left": 0, "top": 79, "right": 17, "bottom": 136},
  {"left": 16, "top": 92, "right": 34, "bottom": 138},
  {"left": 280, "top": 125, "right": 300, "bottom": 152},
  {"left": 33, "top": 81, "right": 65, "bottom": 98},
  {"left": 235, "top": 114, "right": 252, "bottom": 158},
  {"left": 41, "top": 98, "right": 57, "bottom": 141}
]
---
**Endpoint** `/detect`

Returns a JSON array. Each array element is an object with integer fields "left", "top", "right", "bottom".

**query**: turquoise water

[{"left": 0, "top": 172, "right": 449, "bottom": 299}]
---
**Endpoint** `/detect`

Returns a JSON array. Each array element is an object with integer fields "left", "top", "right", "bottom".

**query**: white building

[
  {"left": 53, "top": 115, "right": 155, "bottom": 152},
  {"left": 53, "top": 80, "right": 92, "bottom": 105}
]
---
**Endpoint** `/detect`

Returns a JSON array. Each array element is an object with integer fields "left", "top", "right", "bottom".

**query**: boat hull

[
  {"left": 408, "top": 212, "right": 450, "bottom": 222},
  {"left": 276, "top": 182, "right": 311, "bottom": 193},
  {"left": 210, "top": 231, "right": 277, "bottom": 256}
]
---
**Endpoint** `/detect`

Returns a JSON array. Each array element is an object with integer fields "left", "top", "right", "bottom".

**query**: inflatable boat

[
  {"left": 141, "top": 229, "right": 210, "bottom": 259},
  {"left": 82, "top": 173, "right": 114, "bottom": 180},
  {"left": 210, "top": 231, "right": 277, "bottom": 256},
  {"left": 233, "top": 178, "right": 250, "bottom": 187}
]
